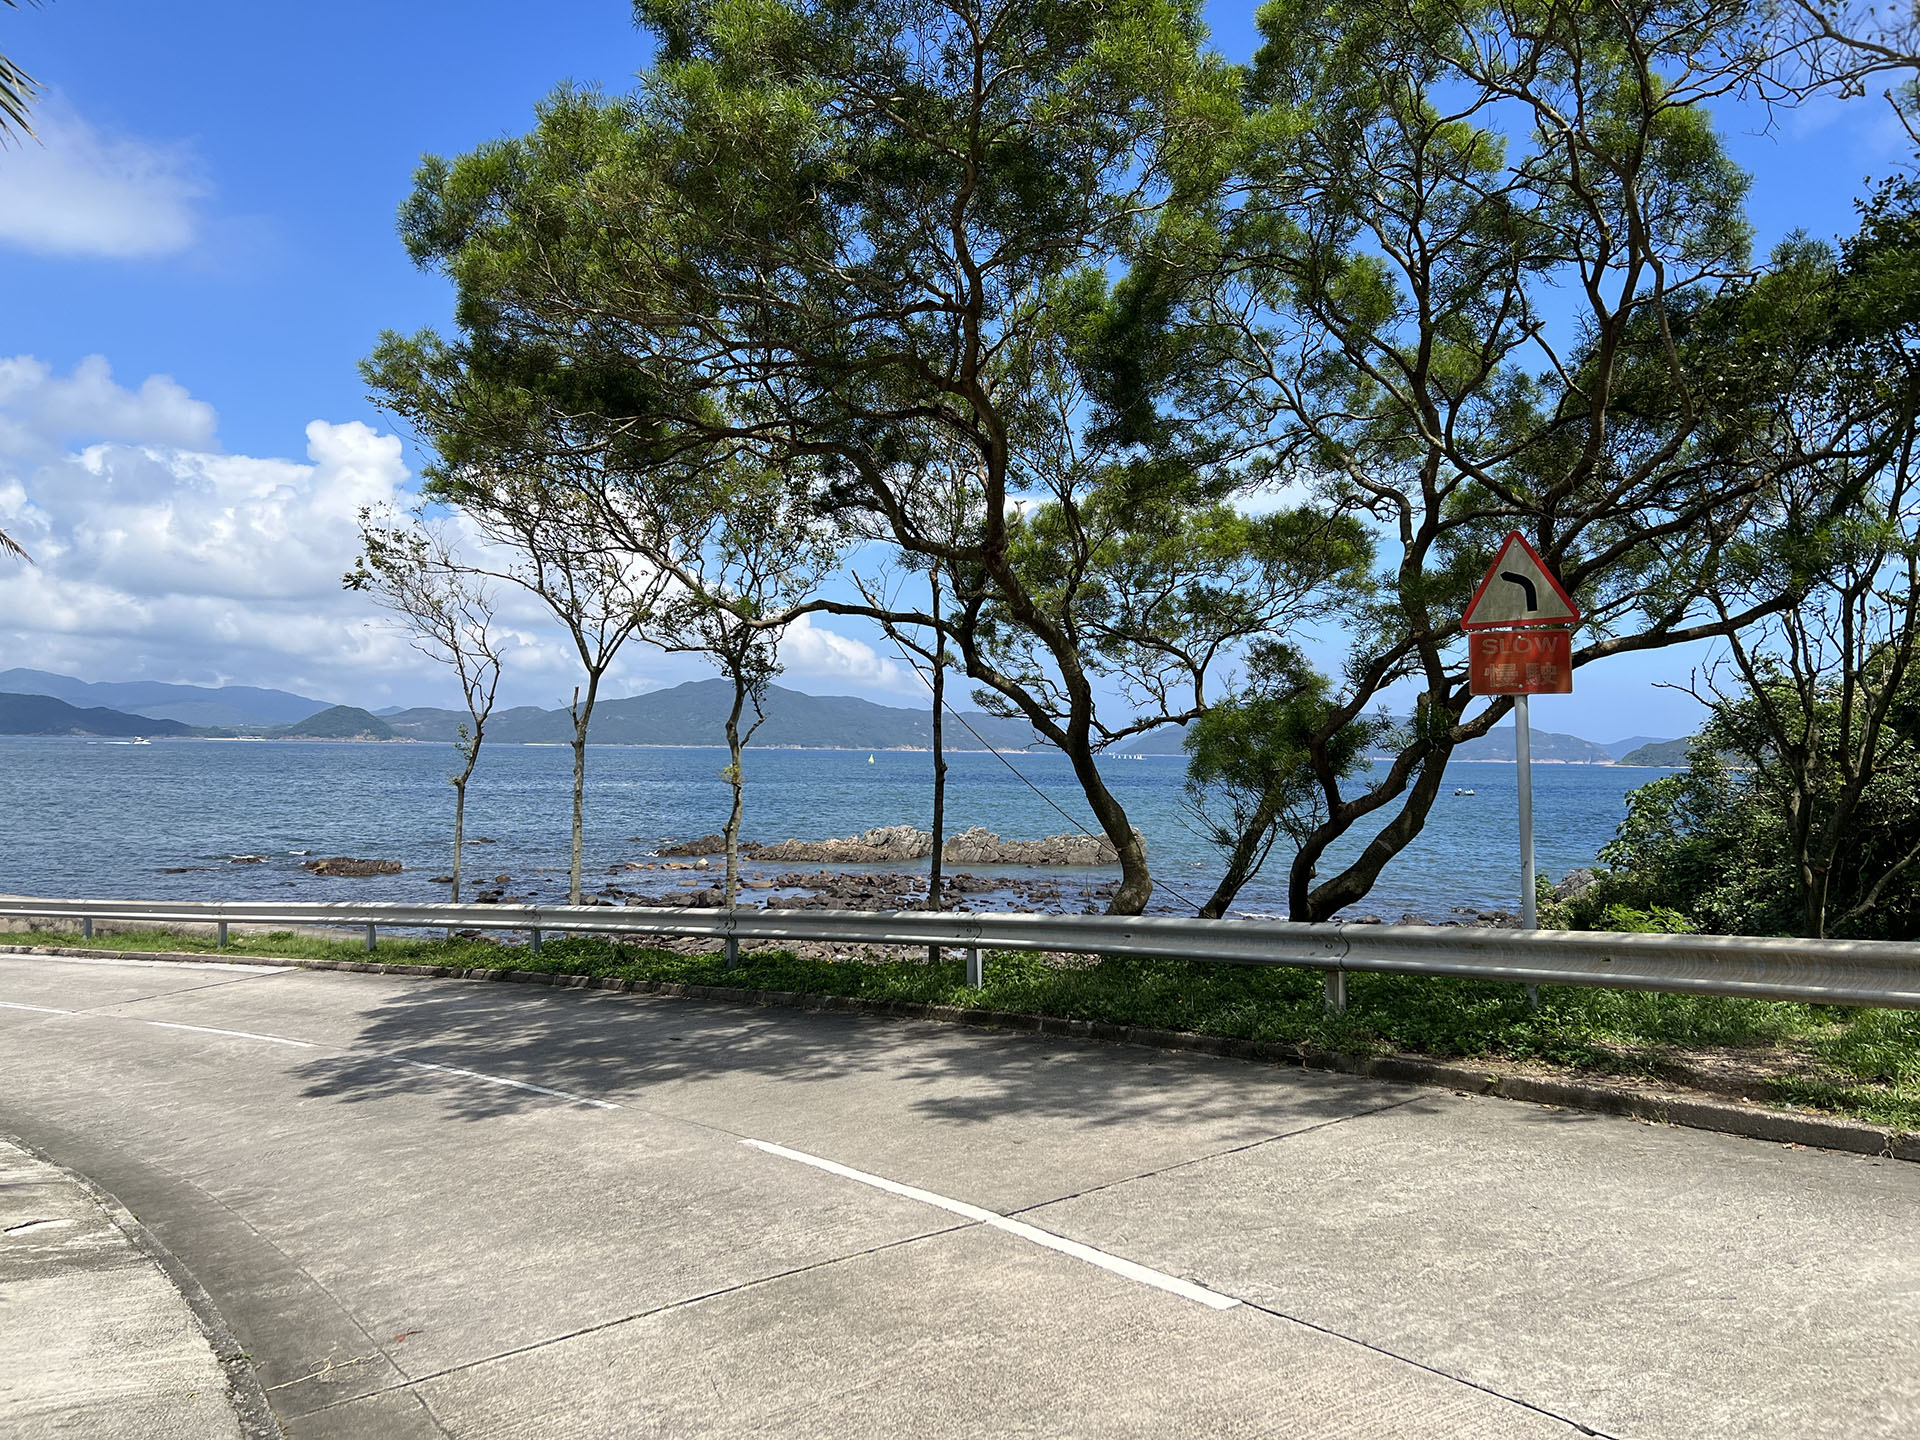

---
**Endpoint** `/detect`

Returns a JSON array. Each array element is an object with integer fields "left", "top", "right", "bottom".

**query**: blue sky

[{"left": 0, "top": 1, "right": 1911, "bottom": 739}]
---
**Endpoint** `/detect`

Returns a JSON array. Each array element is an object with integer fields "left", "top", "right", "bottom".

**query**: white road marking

[
  {"left": 139, "top": 1020, "right": 318, "bottom": 1049},
  {"left": 394, "top": 1058, "right": 620, "bottom": 1110},
  {"left": 741, "top": 1138, "right": 1241, "bottom": 1311},
  {"left": 1, "top": 991, "right": 616, "bottom": 1110},
  {"left": 0, "top": 954, "right": 291, "bottom": 975}
]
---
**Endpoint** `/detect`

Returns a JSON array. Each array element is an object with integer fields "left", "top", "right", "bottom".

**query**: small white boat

[
  {"left": 1455, "top": 786, "right": 1475, "bottom": 796},
  {"left": 131, "top": 736, "right": 152, "bottom": 745},
  {"left": 867, "top": 754, "right": 875, "bottom": 764}
]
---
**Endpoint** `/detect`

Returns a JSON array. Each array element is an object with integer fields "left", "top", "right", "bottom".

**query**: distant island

[
  {"left": 1618, "top": 737, "right": 1692, "bottom": 766},
  {"left": 0, "top": 670, "right": 1688, "bottom": 764},
  {"left": 268, "top": 706, "right": 398, "bottom": 741}
]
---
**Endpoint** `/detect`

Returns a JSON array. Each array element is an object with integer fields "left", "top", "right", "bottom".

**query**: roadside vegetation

[{"left": 11, "top": 927, "right": 1915, "bottom": 1129}]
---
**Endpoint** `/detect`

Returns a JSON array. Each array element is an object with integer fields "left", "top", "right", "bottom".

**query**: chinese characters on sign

[{"left": 1468, "top": 627, "right": 1572, "bottom": 696}]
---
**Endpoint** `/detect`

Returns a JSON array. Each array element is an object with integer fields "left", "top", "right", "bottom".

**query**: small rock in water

[
  {"left": 494, "top": 873, "right": 511, "bottom": 884},
  {"left": 428, "top": 875, "right": 455, "bottom": 884},
  {"left": 229, "top": 855, "right": 267, "bottom": 864},
  {"left": 693, "top": 858, "right": 711, "bottom": 870}
]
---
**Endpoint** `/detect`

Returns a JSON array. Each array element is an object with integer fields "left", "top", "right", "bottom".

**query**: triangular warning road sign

[{"left": 1461, "top": 532, "right": 1580, "bottom": 630}]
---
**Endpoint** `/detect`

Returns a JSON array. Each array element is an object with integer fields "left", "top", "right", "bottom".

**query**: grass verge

[{"left": 9, "top": 926, "right": 1917, "bottom": 1130}]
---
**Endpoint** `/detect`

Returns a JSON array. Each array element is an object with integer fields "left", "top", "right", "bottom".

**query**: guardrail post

[
  {"left": 1324, "top": 969, "right": 1347, "bottom": 1014},
  {"left": 364, "top": 924, "right": 376, "bottom": 954},
  {"left": 965, "top": 946, "right": 984, "bottom": 989},
  {"left": 529, "top": 928, "right": 542, "bottom": 954},
  {"left": 81, "top": 917, "right": 93, "bottom": 941},
  {"left": 725, "top": 938, "right": 739, "bottom": 970},
  {"left": 216, "top": 921, "right": 228, "bottom": 950},
  {"left": 1526, "top": 983, "right": 1541, "bottom": 1011}
]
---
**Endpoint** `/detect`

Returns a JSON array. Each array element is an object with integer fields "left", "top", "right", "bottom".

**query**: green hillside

[
  {"left": 269, "top": 705, "right": 397, "bottom": 741},
  {"left": 1619, "top": 737, "right": 1692, "bottom": 767}
]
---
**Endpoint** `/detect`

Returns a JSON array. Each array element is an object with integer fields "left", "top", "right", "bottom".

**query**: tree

[
  {"left": 1135, "top": 0, "right": 1892, "bottom": 919},
  {"left": 1184, "top": 642, "right": 1390, "bottom": 918},
  {"left": 420, "top": 466, "right": 665, "bottom": 905},
  {"left": 1689, "top": 182, "right": 1920, "bottom": 936},
  {"left": 374, "top": 0, "right": 1379, "bottom": 915},
  {"left": 347, "top": 513, "right": 505, "bottom": 907},
  {"left": 646, "top": 465, "right": 831, "bottom": 907}
]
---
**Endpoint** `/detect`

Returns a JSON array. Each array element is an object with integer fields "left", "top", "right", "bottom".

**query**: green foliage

[{"left": 1578, "top": 689, "right": 1920, "bottom": 939}]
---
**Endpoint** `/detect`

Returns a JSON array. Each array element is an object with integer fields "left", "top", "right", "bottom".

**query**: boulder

[
  {"left": 1553, "top": 867, "right": 1601, "bottom": 902},
  {"left": 302, "top": 857, "right": 403, "bottom": 878},
  {"left": 939, "top": 828, "right": 1124, "bottom": 866}
]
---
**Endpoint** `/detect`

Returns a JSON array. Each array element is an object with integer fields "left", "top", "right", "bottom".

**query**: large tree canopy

[
  {"left": 370, "top": 0, "right": 1370, "bottom": 915},
  {"left": 1105, "top": 0, "right": 1904, "bottom": 917}
]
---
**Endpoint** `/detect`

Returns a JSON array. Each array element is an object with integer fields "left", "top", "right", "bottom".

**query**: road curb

[
  {"left": 0, "top": 1127, "right": 286, "bottom": 1440},
  {"left": 7, "top": 941, "right": 1915, "bottom": 1164}
]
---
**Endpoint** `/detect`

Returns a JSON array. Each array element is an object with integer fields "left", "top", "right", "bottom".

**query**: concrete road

[
  {"left": 0, "top": 1137, "right": 247, "bottom": 1439},
  {"left": 0, "top": 952, "right": 1914, "bottom": 1440}
]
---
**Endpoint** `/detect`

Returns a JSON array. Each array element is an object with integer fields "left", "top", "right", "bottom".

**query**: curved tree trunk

[
  {"left": 723, "top": 671, "right": 747, "bottom": 907},
  {"left": 568, "top": 671, "right": 603, "bottom": 906},
  {"left": 1197, "top": 792, "right": 1281, "bottom": 919},
  {"left": 450, "top": 778, "right": 467, "bottom": 906},
  {"left": 928, "top": 567, "right": 946, "bottom": 926},
  {"left": 1291, "top": 749, "right": 1452, "bottom": 921}
]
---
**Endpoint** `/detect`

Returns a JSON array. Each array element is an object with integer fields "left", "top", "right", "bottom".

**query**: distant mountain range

[
  {"left": 1448, "top": 725, "right": 1617, "bottom": 764},
  {"left": 0, "top": 692, "right": 193, "bottom": 737},
  {"left": 0, "top": 669, "right": 330, "bottom": 729},
  {"left": 383, "top": 679, "right": 1045, "bottom": 751},
  {"left": 0, "top": 669, "right": 1685, "bottom": 763}
]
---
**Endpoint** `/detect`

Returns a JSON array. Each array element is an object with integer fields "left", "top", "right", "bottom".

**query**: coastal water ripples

[{"left": 0, "top": 738, "right": 1666, "bottom": 920}]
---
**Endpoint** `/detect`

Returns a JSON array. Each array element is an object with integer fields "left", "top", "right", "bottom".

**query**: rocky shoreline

[{"left": 659, "top": 825, "right": 1124, "bottom": 866}]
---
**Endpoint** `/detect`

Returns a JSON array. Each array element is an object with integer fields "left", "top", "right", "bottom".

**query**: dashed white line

[
  {"left": 0, "top": 993, "right": 616, "bottom": 1109},
  {"left": 741, "top": 1138, "right": 1241, "bottom": 1311},
  {"left": 394, "top": 1058, "right": 619, "bottom": 1110},
  {"left": 0, "top": 954, "right": 292, "bottom": 975},
  {"left": 139, "top": 1020, "right": 318, "bottom": 1049}
]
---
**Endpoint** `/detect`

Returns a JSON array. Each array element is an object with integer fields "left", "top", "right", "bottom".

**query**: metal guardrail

[{"left": 4, "top": 895, "right": 1920, "bottom": 1013}]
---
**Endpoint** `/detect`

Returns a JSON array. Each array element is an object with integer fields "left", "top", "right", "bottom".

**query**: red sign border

[{"left": 1460, "top": 531, "right": 1582, "bottom": 631}]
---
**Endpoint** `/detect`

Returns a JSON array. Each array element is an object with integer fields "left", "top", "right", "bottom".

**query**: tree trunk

[
  {"left": 1291, "top": 748, "right": 1452, "bottom": 921},
  {"left": 1048, "top": 720, "right": 1150, "bottom": 913},
  {"left": 568, "top": 671, "right": 603, "bottom": 906},
  {"left": 450, "top": 777, "right": 466, "bottom": 906},
  {"left": 928, "top": 568, "right": 946, "bottom": 926},
  {"left": 1197, "top": 791, "right": 1281, "bottom": 919},
  {"left": 723, "top": 670, "right": 747, "bottom": 907}
]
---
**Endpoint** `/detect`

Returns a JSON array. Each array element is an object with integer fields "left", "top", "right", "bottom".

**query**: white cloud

[
  {"left": 776, "top": 612, "right": 916, "bottom": 692},
  {"left": 0, "top": 98, "right": 206, "bottom": 259},
  {"left": 0, "top": 356, "right": 935, "bottom": 711},
  {"left": 0, "top": 357, "right": 423, "bottom": 700},
  {"left": 0, "top": 355, "right": 216, "bottom": 451}
]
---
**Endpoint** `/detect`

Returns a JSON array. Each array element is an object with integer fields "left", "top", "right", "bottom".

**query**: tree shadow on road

[{"left": 289, "top": 974, "right": 1416, "bottom": 1140}]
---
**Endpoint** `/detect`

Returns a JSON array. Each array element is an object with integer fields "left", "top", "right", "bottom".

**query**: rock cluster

[
  {"left": 302, "top": 857, "right": 403, "bottom": 877},
  {"left": 657, "top": 825, "right": 1124, "bottom": 866}
]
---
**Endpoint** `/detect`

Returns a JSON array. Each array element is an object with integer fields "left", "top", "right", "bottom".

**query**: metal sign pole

[
  {"left": 1516, "top": 692, "right": 1541, "bottom": 1010},
  {"left": 1517, "top": 692, "right": 1537, "bottom": 928}
]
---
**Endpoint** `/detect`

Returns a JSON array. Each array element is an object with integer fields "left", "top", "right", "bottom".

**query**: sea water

[{"left": 0, "top": 737, "right": 1671, "bottom": 918}]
